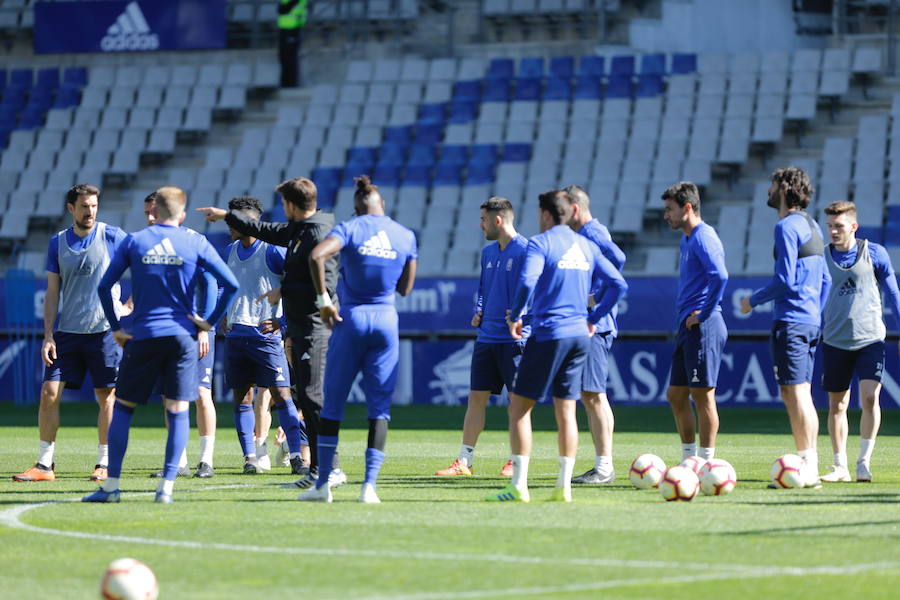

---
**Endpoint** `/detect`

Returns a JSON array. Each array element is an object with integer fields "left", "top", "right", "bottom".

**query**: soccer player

[
  {"left": 143, "top": 192, "right": 219, "bottom": 479},
  {"left": 82, "top": 186, "right": 238, "bottom": 503},
  {"left": 13, "top": 184, "right": 126, "bottom": 483},
  {"left": 740, "top": 167, "right": 831, "bottom": 487},
  {"left": 299, "top": 175, "right": 417, "bottom": 503},
  {"left": 434, "top": 197, "right": 527, "bottom": 478},
  {"left": 197, "top": 177, "right": 342, "bottom": 489},
  {"left": 563, "top": 184, "right": 627, "bottom": 484},
  {"left": 661, "top": 182, "right": 728, "bottom": 461},
  {"left": 818, "top": 201, "right": 900, "bottom": 482},
  {"left": 486, "top": 190, "right": 627, "bottom": 503},
  {"left": 222, "top": 195, "right": 308, "bottom": 475}
]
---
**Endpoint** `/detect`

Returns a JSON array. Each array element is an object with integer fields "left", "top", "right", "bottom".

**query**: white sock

[
  {"left": 858, "top": 438, "right": 875, "bottom": 464},
  {"left": 798, "top": 449, "right": 819, "bottom": 478},
  {"left": 681, "top": 442, "right": 696, "bottom": 459},
  {"left": 699, "top": 447, "right": 714, "bottom": 460},
  {"left": 255, "top": 437, "right": 267, "bottom": 450},
  {"left": 102, "top": 477, "right": 119, "bottom": 493},
  {"left": 458, "top": 444, "right": 475, "bottom": 467},
  {"left": 38, "top": 440, "right": 55, "bottom": 468},
  {"left": 556, "top": 456, "right": 575, "bottom": 490},
  {"left": 178, "top": 448, "right": 188, "bottom": 469},
  {"left": 97, "top": 444, "right": 108, "bottom": 467},
  {"left": 834, "top": 452, "right": 847, "bottom": 468},
  {"left": 510, "top": 454, "right": 529, "bottom": 491},
  {"left": 158, "top": 478, "right": 175, "bottom": 495},
  {"left": 594, "top": 455, "right": 612, "bottom": 473},
  {"left": 199, "top": 435, "right": 214, "bottom": 466}
]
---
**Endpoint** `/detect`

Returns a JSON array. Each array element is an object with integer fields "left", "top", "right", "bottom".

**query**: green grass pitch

[{"left": 1, "top": 403, "right": 898, "bottom": 599}]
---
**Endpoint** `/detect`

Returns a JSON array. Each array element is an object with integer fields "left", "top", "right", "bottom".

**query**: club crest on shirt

[{"left": 506, "top": 258, "right": 513, "bottom": 271}]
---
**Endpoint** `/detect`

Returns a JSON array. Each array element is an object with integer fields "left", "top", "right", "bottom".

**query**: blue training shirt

[
  {"left": 577, "top": 219, "right": 626, "bottom": 336},
  {"left": 476, "top": 234, "right": 531, "bottom": 343},
  {"left": 328, "top": 214, "right": 417, "bottom": 308},
  {"left": 509, "top": 224, "right": 628, "bottom": 341},
  {"left": 830, "top": 240, "right": 900, "bottom": 331},
  {"left": 98, "top": 223, "right": 239, "bottom": 340},
  {"left": 750, "top": 212, "right": 831, "bottom": 326},
  {"left": 227, "top": 240, "right": 288, "bottom": 339},
  {"left": 675, "top": 222, "right": 728, "bottom": 325},
  {"left": 46, "top": 224, "right": 126, "bottom": 273}
]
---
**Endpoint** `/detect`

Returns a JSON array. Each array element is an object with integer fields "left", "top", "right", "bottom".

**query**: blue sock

[
  {"left": 233, "top": 403, "right": 255, "bottom": 457},
  {"left": 275, "top": 399, "right": 303, "bottom": 454},
  {"left": 364, "top": 448, "right": 385, "bottom": 486},
  {"left": 298, "top": 418, "right": 308, "bottom": 446},
  {"left": 163, "top": 409, "right": 189, "bottom": 481},
  {"left": 107, "top": 402, "right": 134, "bottom": 479},
  {"left": 316, "top": 435, "right": 339, "bottom": 489}
]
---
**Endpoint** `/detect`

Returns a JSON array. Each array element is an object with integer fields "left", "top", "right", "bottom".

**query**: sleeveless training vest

[
  {"left": 823, "top": 238, "right": 886, "bottom": 350},
  {"left": 56, "top": 222, "right": 119, "bottom": 334},
  {"left": 226, "top": 241, "right": 283, "bottom": 328}
]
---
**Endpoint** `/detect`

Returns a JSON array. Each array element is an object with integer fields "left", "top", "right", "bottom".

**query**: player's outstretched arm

[
  {"left": 224, "top": 208, "right": 295, "bottom": 247},
  {"left": 309, "top": 235, "right": 344, "bottom": 327},
  {"left": 196, "top": 206, "right": 227, "bottom": 222}
]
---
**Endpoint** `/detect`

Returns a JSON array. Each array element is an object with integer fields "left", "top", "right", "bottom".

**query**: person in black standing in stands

[
  {"left": 278, "top": 0, "right": 308, "bottom": 88},
  {"left": 197, "top": 177, "right": 345, "bottom": 489}
]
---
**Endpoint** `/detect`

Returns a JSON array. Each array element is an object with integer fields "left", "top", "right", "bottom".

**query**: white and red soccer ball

[
  {"left": 629, "top": 454, "right": 667, "bottom": 489},
  {"left": 679, "top": 456, "right": 708, "bottom": 476},
  {"left": 698, "top": 459, "right": 737, "bottom": 496},
  {"left": 101, "top": 558, "right": 159, "bottom": 600},
  {"left": 658, "top": 465, "right": 700, "bottom": 501},
  {"left": 771, "top": 453, "right": 806, "bottom": 488}
]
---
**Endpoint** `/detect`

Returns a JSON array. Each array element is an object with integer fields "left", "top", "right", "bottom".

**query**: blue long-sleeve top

[
  {"left": 577, "top": 219, "right": 626, "bottom": 336},
  {"left": 750, "top": 212, "right": 831, "bottom": 326},
  {"left": 830, "top": 240, "right": 900, "bottom": 331},
  {"left": 509, "top": 225, "right": 628, "bottom": 341},
  {"left": 475, "top": 234, "right": 531, "bottom": 343},
  {"left": 98, "top": 224, "right": 239, "bottom": 340},
  {"left": 676, "top": 222, "right": 728, "bottom": 325}
]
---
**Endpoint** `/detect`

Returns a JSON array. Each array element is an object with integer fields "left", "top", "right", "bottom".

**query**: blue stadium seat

[
  {"left": 417, "top": 103, "right": 446, "bottom": 125},
  {"left": 573, "top": 75, "right": 602, "bottom": 99},
  {"left": 373, "top": 165, "right": 401, "bottom": 187},
  {"left": 347, "top": 146, "right": 377, "bottom": 166},
  {"left": 27, "top": 87, "right": 54, "bottom": 110},
  {"left": 885, "top": 207, "right": 900, "bottom": 246},
  {"left": 9, "top": 69, "right": 32, "bottom": 90},
  {"left": 640, "top": 54, "right": 666, "bottom": 75},
  {"left": 311, "top": 167, "right": 342, "bottom": 190},
  {"left": 0, "top": 107, "right": 16, "bottom": 130},
  {"left": 605, "top": 75, "right": 633, "bottom": 99},
  {"left": 487, "top": 58, "right": 515, "bottom": 80},
  {"left": 502, "top": 143, "right": 531, "bottom": 162},
  {"left": 672, "top": 53, "right": 698, "bottom": 75},
  {"left": 519, "top": 57, "right": 545, "bottom": 79},
  {"left": 466, "top": 162, "right": 495, "bottom": 185},
  {"left": 448, "top": 100, "right": 478, "bottom": 124},
  {"left": 414, "top": 123, "right": 444, "bottom": 145},
  {"left": 579, "top": 56, "right": 605, "bottom": 77},
  {"left": 408, "top": 143, "right": 437, "bottom": 167},
  {"left": 18, "top": 107, "right": 44, "bottom": 130},
  {"left": 377, "top": 143, "right": 407, "bottom": 168},
  {"left": 403, "top": 165, "right": 432, "bottom": 186},
  {"left": 543, "top": 77, "right": 572, "bottom": 101},
  {"left": 0, "top": 69, "right": 6, "bottom": 93},
  {"left": 513, "top": 78, "right": 541, "bottom": 101},
  {"left": 470, "top": 144, "right": 499, "bottom": 165},
  {"left": 610, "top": 55, "right": 635, "bottom": 77},
  {"left": 452, "top": 80, "right": 482, "bottom": 102},
  {"left": 856, "top": 226, "right": 883, "bottom": 244},
  {"left": 36, "top": 68, "right": 60, "bottom": 90},
  {"left": 62, "top": 66, "right": 88, "bottom": 89},
  {"left": 53, "top": 87, "right": 81, "bottom": 109},
  {"left": 2, "top": 88, "right": 26, "bottom": 109},
  {"left": 342, "top": 167, "right": 370, "bottom": 187},
  {"left": 439, "top": 145, "right": 468, "bottom": 166},
  {"left": 383, "top": 125, "right": 412, "bottom": 145},
  {"left": 550, "top": 56, "right": 575, "bottom": 79},
  {"left": 483, "top": 79, "right": 511, "bottom": 102},
  {"left": 433, "top": 163, "right": 463, "bottom": 186},
  {"left": 0, "top": 129, "right": 9, "bottom": 150},
  {"left": 636, "top": 74, "right": 664, "bottom": 97}
]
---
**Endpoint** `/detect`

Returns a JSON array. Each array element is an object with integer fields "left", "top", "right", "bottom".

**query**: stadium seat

[
  {"left": 549, "top": 56, "right": 575, "bottom": 79},
  {"left": 487, "top": 58, "right": 515, "bottom": 80},
  {"left": 671, "top": 53, "right": 697, "bottom": 75}
]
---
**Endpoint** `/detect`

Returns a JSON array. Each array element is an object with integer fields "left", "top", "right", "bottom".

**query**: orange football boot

[
  {"left": 499, "top": 460, "right": 514, "bottom": 477},
  {"left": 12, "top": 463, "right": 56, "bottom": 482},
  {"left": 90, "top": 465, "right": 108, "bottom": 482},
  {"left": 434, "top": 459, "right": 473, "bottom": 476}
]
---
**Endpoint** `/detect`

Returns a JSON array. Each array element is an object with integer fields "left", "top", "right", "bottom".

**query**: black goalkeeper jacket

[{"left": 224, "top": 209, "right": 339, "bottom": 336}]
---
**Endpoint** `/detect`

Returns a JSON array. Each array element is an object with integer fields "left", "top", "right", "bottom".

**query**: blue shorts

[
  {"left": 582, "top": 332, "right": 614, "bottom": 394},
  {"left": 322, "top": 306, "right": 399, "bottom": 422},
  {"left": 225, "top": 335, "right": 291, "bottom": 389},
  {"left": 513, "top": 335, "right": 590, "bottom": 401},
  {"left": 670, "top": 312, "right": 728, "bottom": 388},
  {"left": 771, "top": 321, "right": 820, "bottom": 386},
  {"left": 821, "top": 341, "right": 885, "bottom": 392},
  {"left": 470, "top": 340, "right": 525, "bottom": 394},
  {"left": 116, "top": 336, "right": 198, "bottom": 404},
  {"left": 43, "top": 330, "right": 121, "bottom": 389}
]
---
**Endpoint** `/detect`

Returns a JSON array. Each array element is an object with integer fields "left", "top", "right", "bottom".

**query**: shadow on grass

[{"left": 724, "top": 518, "right": 900, "bottom": 536}]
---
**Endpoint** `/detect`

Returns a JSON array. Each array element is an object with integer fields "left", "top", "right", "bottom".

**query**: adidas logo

[
  {"left": 101, "top": 2, "right": 159, "bottom": 52},
  {"left": 201, "top": 368, "right": 211, "bottom": 384},
  {"left": 358, "top": 230, "right": 398, "bottom": 259},
  {"left": 275, "top": 367, "right": 286, "bottom": 382},
  {"left": 558, "top": 243, "right": 590, "bottom": 271},
  {"left": 837, "top": 278, "right": 858, "bottom": 297},
  {"left": 141, "top": 238, "right": 183, "bottom": 265}
]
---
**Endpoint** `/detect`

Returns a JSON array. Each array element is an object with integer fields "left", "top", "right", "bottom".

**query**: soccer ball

[
  {"left": 659, "top": 465, "right": 700, "bottom": 501},
  {"left": 698, "top": 459, "right": 737, "bottom": 496},
  {"left": 771, "top": 454, "right": 805, "bottom": 489},
  {"left": 101, "top": 558, "right": 159, "bottom": 600},
  {"left": 679, "top": 456, "right": 708, "bottom": 475},
  {"left": 629, "top": 454, "right": 667, "bottom": 489}
]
